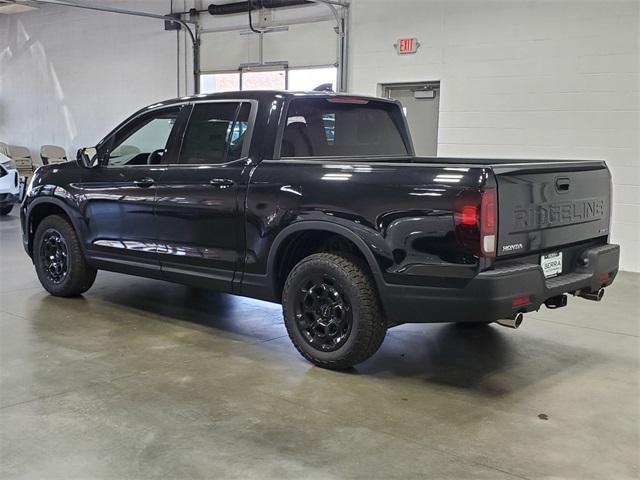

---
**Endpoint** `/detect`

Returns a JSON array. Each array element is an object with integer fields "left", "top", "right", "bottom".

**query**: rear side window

[
  {"left": 179, "top": 102, "right": 251, "bottom": 165},
  {"left": 281, "top": 98, "right": 410, "bottom": 158}
]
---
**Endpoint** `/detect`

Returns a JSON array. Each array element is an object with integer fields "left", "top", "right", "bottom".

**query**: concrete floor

[{"left": 0, "top": 213, "right": 638, "bottom": 480}]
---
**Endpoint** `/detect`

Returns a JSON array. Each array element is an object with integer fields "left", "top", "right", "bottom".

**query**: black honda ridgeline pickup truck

[{"left": 21, "top": 91, "right": 620, "bottom": 369}]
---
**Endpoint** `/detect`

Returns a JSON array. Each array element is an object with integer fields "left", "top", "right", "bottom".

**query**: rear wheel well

[
  {"left": 28, "top": 203, "right": 71, "bottom": 256},
  {"left": 274, "top": 230, "right": 373, "bottom": 299}
]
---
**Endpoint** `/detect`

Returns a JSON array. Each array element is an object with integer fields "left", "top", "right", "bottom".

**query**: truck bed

[{"left": 386, "top": 156, "right": 610, "bottom": 258}]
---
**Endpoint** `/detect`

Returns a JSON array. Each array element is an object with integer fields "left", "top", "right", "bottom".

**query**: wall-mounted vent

[{"left": 0, "top": 1, "right": 39, "bottom": 14}]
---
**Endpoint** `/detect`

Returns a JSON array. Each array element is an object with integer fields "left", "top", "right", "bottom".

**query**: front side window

[
  {"left": 106, "top": 108, "right": 180, "bottom": 167},
  {"left": 281, "top": 98, "right": 410, "bottom": 158},
  {"left": 179, "top": 102, "right": 251, "bottom": 165}
]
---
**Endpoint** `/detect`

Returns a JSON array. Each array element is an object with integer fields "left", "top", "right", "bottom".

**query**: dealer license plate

[{"left": 541, "top": 252, "right": 562, "bottom": 278}]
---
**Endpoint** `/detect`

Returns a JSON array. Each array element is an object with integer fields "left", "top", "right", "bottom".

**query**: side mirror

[{"left": 76, "top": 147, "right": 99, "bottom": 168}]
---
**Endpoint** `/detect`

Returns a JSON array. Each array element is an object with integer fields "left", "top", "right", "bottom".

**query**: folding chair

[{"left": 40, "top": 144, "right": 68, "bottom": 165}]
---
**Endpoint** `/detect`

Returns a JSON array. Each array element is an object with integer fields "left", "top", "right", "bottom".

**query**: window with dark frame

[
  {"left": 179, "top": 102, "right": 251, "bottom": 165},
  {"left": 106, "top": 108, "right": 180, "bottom": 167},
  {"left": 281, "top": 98, "right": 410, "bottom": 158}
]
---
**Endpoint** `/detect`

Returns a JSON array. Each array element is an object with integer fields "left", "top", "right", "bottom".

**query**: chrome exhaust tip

[
  {"left": 579, "top": 287, "right": 605, "bottom": 302},
  {"left": 496, "top": 312, "right": 524, "bottom": 329}
]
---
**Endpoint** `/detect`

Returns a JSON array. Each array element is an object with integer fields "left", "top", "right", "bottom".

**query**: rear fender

[{"left": 264, "top": 220, "right": 392, "bottom": 309}]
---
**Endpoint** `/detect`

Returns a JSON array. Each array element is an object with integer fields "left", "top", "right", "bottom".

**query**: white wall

[
  {"left": 349, "top": 0, "right": 639, "bottom": 271},
  {"left": 0, "top": 0, "right": 638, "bottom": 271},
  {"left": 0, "top": 0, "right": 177, "bottom": 163}
]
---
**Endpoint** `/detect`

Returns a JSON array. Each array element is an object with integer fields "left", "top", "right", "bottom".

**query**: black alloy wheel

[
  {"left": 295, "top": 274, "right": 353, "bottom": 352},
  {"left": 282, "top": 253, "right": 387, "bottom": 370},
  {"left": 40, "top": 228, "right": 69, "bottom": 284},
  {"left": 33, "top": 215, "right": 97, "bottom": 297}
]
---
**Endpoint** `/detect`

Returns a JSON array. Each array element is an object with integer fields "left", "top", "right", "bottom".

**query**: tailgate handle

[{"left": 555, "top": 177, "right": 570, "bottom": 193}]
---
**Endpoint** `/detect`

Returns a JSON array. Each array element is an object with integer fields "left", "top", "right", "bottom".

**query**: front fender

[{"left": 22, "top": 188, "right": 87, "bottom": 258}]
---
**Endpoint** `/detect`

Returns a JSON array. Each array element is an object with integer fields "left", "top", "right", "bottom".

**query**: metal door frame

[
  {"left": 380, "top": 81, "right": 441, "bottom": 156},
  {"left": 379, "top": 81, "right": 441, "bottom": 99}
]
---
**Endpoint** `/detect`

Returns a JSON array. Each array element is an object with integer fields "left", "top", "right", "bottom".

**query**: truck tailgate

[{"left": 494, "top": 161, "right": 611, "bottom": 257}]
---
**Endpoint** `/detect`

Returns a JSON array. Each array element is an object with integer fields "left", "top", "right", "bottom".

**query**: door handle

[
  {"left": 209, "top": 178, "right": 235, "bottom": 189},
  {"left": 134, "top": 177, "right": 155, "bottom": 188},
  {"left": 555, "top": 177, "right": 570, "bottom": 193}
]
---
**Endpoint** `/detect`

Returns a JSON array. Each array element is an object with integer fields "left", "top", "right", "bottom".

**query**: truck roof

[{"left": 156, "top": 90, "right": 398, "bottom": 108}]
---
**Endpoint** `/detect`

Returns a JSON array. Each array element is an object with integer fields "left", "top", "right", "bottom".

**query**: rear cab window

[{"left": 280, "top": 97, "right": 411, "bottom": 158}]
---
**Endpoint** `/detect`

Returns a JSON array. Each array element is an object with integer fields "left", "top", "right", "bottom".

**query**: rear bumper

[{"left": 381, "top": 243, "right": 620, "bottom": 324}]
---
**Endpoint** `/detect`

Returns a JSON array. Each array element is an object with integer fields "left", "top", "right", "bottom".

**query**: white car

[{"left": 0, "top": 152, "right": 23, "bottom": 216}]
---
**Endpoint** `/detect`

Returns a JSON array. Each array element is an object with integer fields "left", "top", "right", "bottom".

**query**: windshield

[{"left": 281, "top": 97, "right": 411, "bottom": 158}]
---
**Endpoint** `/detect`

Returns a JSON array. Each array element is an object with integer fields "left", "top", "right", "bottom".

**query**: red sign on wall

[{"left": 396, "top": 37, "right": 420, "bottom": 54}]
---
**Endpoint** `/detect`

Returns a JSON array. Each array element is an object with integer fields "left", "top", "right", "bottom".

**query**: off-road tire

[
  {"left": 34, "top": 215, "right": 97, "bottom": 296},
  {"left": 282, "top": 253, "right": 387, "bottom": 370}
]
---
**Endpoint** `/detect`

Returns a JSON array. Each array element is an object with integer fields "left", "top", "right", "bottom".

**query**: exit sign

[{"left": 396, "top": 37, "right": 420, "bottom": 54}]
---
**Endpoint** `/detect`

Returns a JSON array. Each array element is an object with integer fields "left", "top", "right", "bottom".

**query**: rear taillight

[
  {"left": 480, "top": 188, "right": 497, "bottom": 256},
  {"left": 608, "top": 170, "right": 613, "bottom": 238},
  {"left": 461, "top": 205, "right": 477, "bottom": 225},
  {"left": 454, "top": 188, "right": 498, "bottom": 258}
]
